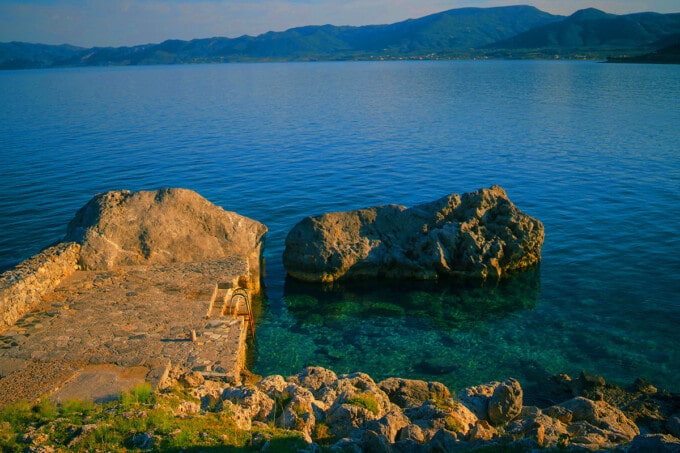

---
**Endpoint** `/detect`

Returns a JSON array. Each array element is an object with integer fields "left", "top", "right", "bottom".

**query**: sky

[{"left": 0, "top": 0, "right": 678, "bottom": 48}]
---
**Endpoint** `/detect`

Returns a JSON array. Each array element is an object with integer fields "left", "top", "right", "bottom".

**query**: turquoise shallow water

[{"left": 1, "top": 60, "right": 678, "bottom": 393}]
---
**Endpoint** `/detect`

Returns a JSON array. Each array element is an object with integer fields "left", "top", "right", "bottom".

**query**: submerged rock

[
  {"left": 65, "top": 188, "right": 267, "bottom": 291},
  {"left": 283, "top": 186, "right": 544, "bottom": 283}
]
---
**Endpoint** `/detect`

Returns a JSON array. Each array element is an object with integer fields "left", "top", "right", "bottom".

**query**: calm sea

[{"left": 1, "top": 61, "right": 678, "bottom": 394}]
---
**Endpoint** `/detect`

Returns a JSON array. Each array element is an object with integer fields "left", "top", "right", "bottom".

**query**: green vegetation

[
  {"left": 0, "top": 383, "right": 308, "bottom": 452},
  {"left": 346, "top": 392, "right": 380, "bottom": 416},
  {"left": 313, "top": 422, "right": 333, "bottom": 443}
]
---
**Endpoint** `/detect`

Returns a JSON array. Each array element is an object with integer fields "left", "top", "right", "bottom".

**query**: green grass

[
  {"left": 0, "top": 383, "right": 309, "bottom": 453},
  {"left": 120, "top": 382, "right": 155, "bottom": 409},
  {"left": 346, "top": 392, "right": 380, "bottom": 416}
]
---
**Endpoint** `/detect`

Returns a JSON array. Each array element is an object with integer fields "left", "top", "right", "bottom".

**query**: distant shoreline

[{"left": 2, "top": 5, "right": 678, "bottom": 70}]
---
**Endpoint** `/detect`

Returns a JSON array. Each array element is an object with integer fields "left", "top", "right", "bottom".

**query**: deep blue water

[{"left": 1, "top": 61, "right": 679, "bottom": 394}]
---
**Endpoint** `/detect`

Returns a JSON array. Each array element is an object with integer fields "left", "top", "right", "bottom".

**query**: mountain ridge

[{"left": 2, "top": 5, "right": 679, "bottom": 69}]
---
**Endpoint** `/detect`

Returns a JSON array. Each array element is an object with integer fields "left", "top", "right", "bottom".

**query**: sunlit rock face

[
  {"left": 65, "top": 188, "right": 267, "bottom": 291},
  {"left": 283, "top": 186, "right": 544, "bottom": 283}
]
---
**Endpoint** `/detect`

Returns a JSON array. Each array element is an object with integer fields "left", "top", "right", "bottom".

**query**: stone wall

[{"left": 0, "top": 242, "right": 80, "bottom": 332}]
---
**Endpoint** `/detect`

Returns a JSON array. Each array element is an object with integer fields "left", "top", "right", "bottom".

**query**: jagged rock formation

[
  {"left": 284, "top": 186, "right": 544, "bottom": 283},
  {"left": 64, "top": 188, "right": 267, "bottom": 291},
  {"left": 175, "top": 367, "right": 664, "bottom": 451}
]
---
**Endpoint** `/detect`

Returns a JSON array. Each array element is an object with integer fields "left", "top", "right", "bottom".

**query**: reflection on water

[
  {"left": 283, "top": 269, "right": 541, "bottom": 331},
  {"left": 252, "top": 269, "right": 543, "bottom": 390}
]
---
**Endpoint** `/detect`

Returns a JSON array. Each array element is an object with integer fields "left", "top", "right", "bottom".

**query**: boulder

[
  {"left": 506, "top": 410, "right": 569, "bottom": 448},
  {"left": 65, "top": 188, "right": 267, "bottom": 292},
  {"left": 361, "top": 410, "right": 411, "bottom": 443},
  {"left": 398, "top": 424, "right": 426, "bottom": 443},
  {"left": 457, "top": 381, "right": 500, "bottom": 421},
  {"left": 325, "top": 372, "right": 393, "bottom": 438},
  {"left": 488, "top": 378, "right": 523, "bottom": 425},
  {"left": 404, "top": 399, "right": 478, "bottom": 439},
  {"left": 283, "top": 186, "right": 543, "bottom": 283},
  {"left": 256, "top": 374, "right": 288, "bottom": 395},
  {"left": 221, "top": 386, "right": 275, "bottom": 422},
  {"left": 221, "top": 400, "right": 252, "bottom": 430},
  {"left": 627, "top": 433, "right": 680, "bottom": 452},
  {"left": 467, "top": 419, "right": 499, "bottom": 441},
  {"left": 378, "top": 377, "right": 451, "bottom": 410},
  {"left": 556, "top": 396, "right": 640, "bottom": 449},
  {"left": 291, "top": 366, "right": 339, "bottom": 400}
]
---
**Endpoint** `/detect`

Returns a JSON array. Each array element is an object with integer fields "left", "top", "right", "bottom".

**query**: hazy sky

[{"left": 1, "top": 0, "right": 678, "bottom": 47}]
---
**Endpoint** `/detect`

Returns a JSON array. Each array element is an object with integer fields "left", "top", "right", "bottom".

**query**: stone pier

[{"left": 0, "top": 257, "right": 255, "bottom": 405}]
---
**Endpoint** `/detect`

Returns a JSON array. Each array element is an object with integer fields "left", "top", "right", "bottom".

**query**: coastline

[{"left": 0, "top": 244, "right": 678, "bottom": 451}]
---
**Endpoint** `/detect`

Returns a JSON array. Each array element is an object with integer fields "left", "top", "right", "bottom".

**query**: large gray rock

[
  {"left": 65, "top": 188, "right": 267, "bottom": 291},
  {"left": 378, "top": 377, "right": 450, "bottom": 410},
  {"left": 488, "top": 378, "right": 523, "bottom": 425},
  {"left": 283, "top": 186, "right": 544, "bottom": 283},
  {"left": 556, "top": 396, "right": 640, "bottom": 449}
]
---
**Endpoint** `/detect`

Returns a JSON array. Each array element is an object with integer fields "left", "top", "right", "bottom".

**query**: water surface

[{"left": 1, "top": 60, "right": 678, "bottom": 393}]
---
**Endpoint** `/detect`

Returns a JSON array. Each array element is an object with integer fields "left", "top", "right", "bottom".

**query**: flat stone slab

[
  {"left": 50, "top": 364, "right": 150, "bottom": 403},
  {"left": 0, "top": 257, "right": 252, "bottom": 406}
]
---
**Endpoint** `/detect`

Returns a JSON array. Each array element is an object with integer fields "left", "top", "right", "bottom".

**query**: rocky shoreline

[
  {"left": 122, "top": 366, "right": 680, "bottom": 451},
  {"left": 207, "top": 366, "right": 678, "bottom": 451},
  {"left": 1, "top": 187, "right": 677, "bottom": 451},
  {"left": 7, "top": 365, "right": 679, "bottom": 452}
]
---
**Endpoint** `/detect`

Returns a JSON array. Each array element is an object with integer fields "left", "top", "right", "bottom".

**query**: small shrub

[
  {"left": 271, "top": 394, "right": 293, "bottom": 424},
  {"left": 260, "top": 430, "right": 308, "bottom": 452},
  {"left": 346, "top": 392, "right": 380, "bottom": 416},
  {"left": 120, "top": 382, "right": 154, "bottom": 408},
  {"left": 0, "top": 400, "right": 32, "bottom": 427},
  {"left": 433, "top": 395, "right": 459, "bottom": 410},
  {"left": 79, "top": 424, "right": 124, "bottom": 452},
  {"left": 60, "top": 399, "right": 94, "bottom": 420},
  {"left": 35, "top": 397, "right": 59, "bottom": 421},
  {"left": 313, "top": 422, "right": 334, "bottom": 444},
  {"left": 444, "top": 415, "right": 464, "bottom": 432}
]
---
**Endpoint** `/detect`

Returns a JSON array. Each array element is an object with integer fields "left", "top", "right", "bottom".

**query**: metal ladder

[
  {"left": 228, "top": 287, "right": 256, "bottom": 339},
  {"left": 205, "top": 282, "right": 256, "bottom": 339}
]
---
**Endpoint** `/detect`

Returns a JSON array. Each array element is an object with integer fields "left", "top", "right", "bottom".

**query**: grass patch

[
  {"left": 346, "top": 392, "right": 380, "bottom": 416},
  {"left": 35, "top": 397, "right": 58, "bottom": 421},
  {"left": 0, "top": 383, "right": 313, "bottom": 452},
  {"left": 313, "top": 422, "right": 335, "bottom": 444},
  {"left": 120, "top": 382, "right": 155, "bottom": 408},
  {"left": 0, "top": 400, "right": 32, "bottom": 427},
  {"left": 444, "top": 415, "right": 464, "bottom": 432},
  {"left": 60, "top": 399, "right": 95, "bottom": 421}
]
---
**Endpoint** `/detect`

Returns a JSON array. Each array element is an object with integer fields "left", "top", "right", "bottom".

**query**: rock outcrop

[
  {"left": 64, "top": 188, "right": 267, "bottom": 291},
  {"left": 283, "top": 186, "right": 544, "bottom": 283},
  {"left": 175, "top": 367, "right": 664, "bottom": 452}
]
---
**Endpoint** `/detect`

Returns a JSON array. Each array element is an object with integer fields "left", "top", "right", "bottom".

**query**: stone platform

[{"left": 0, "top": 257, "right": 254, "bottom": 405}]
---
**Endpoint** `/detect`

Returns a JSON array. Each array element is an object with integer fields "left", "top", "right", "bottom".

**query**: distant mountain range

[{"left": 2, "top": 5, "right": 679, "bottom": 69}]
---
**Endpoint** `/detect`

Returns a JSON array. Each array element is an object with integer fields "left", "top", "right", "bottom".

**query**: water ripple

[{"left": 1, "top": 61, "right": 678, "bottom": 391}]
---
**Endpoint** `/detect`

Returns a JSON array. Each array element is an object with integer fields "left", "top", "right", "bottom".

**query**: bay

[{"left": 1, "top": 60, "right": 678, "bottom": 393}]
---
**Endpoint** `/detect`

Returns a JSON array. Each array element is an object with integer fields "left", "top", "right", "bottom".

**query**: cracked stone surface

[{"left": 0, "top": 257, "right": 252, "bottom": 405}]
